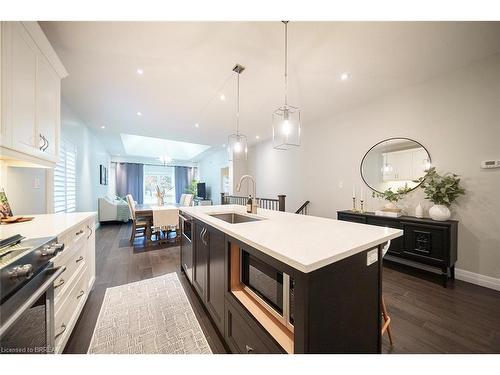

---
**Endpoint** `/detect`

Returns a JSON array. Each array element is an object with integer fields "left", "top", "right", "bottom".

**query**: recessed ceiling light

[
  {"left": 220, "top": 94, "right": 226, "bottom": 101},
  {"left": 137, "top": 68, "right": 144, "bottom": 75},
  {"left": 340, "top": 72, "right": 350, "bottom": 81},
  {"left": 100, "top": 125, "right": 106, "bottom": 129},
  {"left": 136, "top": 111, "right": 142, "bottom": 116},
  {"left": 255, "top": 135, "right": 260, "bottom": 140},
  {"left": 195, "top": 123, "right": 199, "bottom": 128}
]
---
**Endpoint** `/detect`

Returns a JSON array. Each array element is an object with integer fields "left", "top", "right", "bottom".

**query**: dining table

[{"left": 134, "top": 203, "right": 180, "bottom": 246}]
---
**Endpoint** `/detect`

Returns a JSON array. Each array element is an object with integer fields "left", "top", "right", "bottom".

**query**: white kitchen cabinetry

[
  {"left": 383, "top": 148, "right": 428, "bottom": 182},
  {"left": 52, "top": 215, "right": 96, "bottom": 353},
  {"left": 0, "top": 21, "right": 67, "bottom": 167},
  {"left": 411, "top": 148, "right": 429, "bottom": 179},
  {"left": 36, "top": 53, "right": 61, "bottom": 159}
]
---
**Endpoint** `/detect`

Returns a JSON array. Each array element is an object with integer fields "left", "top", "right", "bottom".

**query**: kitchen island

[{"left": 179, "top": 204, "right": 402, "bottom": 354}]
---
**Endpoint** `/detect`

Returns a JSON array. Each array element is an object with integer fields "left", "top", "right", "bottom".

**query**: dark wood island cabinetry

[{"left": 180, "top": 208, "right": 400, "bottom": 354}]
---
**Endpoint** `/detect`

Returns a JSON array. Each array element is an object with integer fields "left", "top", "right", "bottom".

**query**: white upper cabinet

[
  {"left": 36, "top": 53, "right": 61, "bottom": 158},
  {"left": 10, "top": 23, "right": 38, "bottom": 153},
  {"left": 383, "top": 148, "right": 428, "bottom": 182},
  {"left": 0, "top": 21, "right": 67, "bottom": 167}
]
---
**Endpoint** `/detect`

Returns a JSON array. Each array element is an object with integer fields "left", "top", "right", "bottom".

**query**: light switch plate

[
  {"left": 33, "top": 176, "right": 41, "bottom": 189},
  {"left": 367, "top": 249, "right": 378, "bottom": 266}
]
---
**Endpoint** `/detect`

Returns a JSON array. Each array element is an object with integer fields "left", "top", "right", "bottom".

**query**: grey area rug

[{"left": 88, "top": 272, "right": 212, "bottom": 354}]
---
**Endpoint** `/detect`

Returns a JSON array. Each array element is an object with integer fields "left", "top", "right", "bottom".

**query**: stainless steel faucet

[{"left": 236, "top": 175, "right": 258, "bottom": 214}]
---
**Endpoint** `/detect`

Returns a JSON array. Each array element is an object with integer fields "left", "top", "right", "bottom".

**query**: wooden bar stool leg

[{"left": 381, "top": 295, "right": 393, "bottom": 346}]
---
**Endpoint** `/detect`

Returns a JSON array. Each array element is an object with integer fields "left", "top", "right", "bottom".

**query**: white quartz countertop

[
  {"left": 180, "top": 205, "right": 403, "bottom": 273},
  {"left": 0, "top": 212, "right": 97, "bottom": 240}
]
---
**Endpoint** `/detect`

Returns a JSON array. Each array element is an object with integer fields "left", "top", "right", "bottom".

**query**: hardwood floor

[
  {"left": 64, "top": 223, "right": 500, "bottom": 354},
  {"left": 63, "top": 222, "right": 226, "bottom": 354}
]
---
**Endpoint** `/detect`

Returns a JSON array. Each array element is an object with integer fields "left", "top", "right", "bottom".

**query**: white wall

[
  {"left": 197, "top": 147, "right": 251, "bottom": 204},
  {"left": 197, "top": 148, "right": 230, "bottom": 204},
  {"left": 59, "top": 101, "right": 112, "bottom": 212},
  {"left": 1, "top": 165, "right": 47, "bottom": 215},
  {"left": 246, "top": 53, "right": 500, "bottom": 280}
]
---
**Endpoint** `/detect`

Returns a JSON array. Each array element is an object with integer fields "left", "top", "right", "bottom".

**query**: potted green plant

[
  {"left": 372, "top": 185, "right": 411, "bottom": 210},
  {"left": 186, "top": 179, "right": 198, "bottom": 196},
  {"left": 418, "top": 167, "right": 465, "bottom": 221}
]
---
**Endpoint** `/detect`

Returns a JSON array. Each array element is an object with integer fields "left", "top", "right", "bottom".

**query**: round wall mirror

[{"left": 360, "top": 137, "right": 431, "bottom": 194}]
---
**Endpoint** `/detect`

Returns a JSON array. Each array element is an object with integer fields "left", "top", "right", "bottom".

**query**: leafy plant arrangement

[
  {"left": 372, "top": 185, "right": 412, "bottom": 203},
  {"left": 185, "top": 179, "right": 198, "bottom": 196},
  {"left": 417, "top": 167, "right": 465, "bottom": 207}
]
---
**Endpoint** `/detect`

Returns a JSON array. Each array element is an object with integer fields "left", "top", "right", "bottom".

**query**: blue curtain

[
  {"left": 115, "top": 163, "right": 144, "bottom": 204},
  {"left": 175, "top": 166, "right": 191, "bottom": 203}
]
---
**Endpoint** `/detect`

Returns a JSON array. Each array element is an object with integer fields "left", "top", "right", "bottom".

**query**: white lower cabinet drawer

[
  {"left": 54, "top": 265, "right": 89, "bottom": 353},
  {"left": 58, "top": 223, "right": 87, "bottom": 256},
  {"left": 53, "top": 240, "right": 87, "bottom": 302}
]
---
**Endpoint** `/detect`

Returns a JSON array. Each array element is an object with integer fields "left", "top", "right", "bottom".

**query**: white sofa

[{"left": 98, "top": 196, "right": 131, "bottom": 222}]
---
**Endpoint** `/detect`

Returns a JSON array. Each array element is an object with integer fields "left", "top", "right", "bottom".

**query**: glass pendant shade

[
  {"left": 227, "top": 64, "right": 247, "bottom": 161},
  {"left": 272, "top": 105, "right": 301, "bottom": 150},
  {"left": 228, "top": 133, "right": 248, "bottom": 161},
  {"left": 272, "top": 21, "right": 301, "bottom": 150}
]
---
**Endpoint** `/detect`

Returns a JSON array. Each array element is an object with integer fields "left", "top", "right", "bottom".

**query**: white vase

[
  {"left": 429, "top": 204, "right": 451, "bottom": 221},
  {"left": 415, "top": 203, "right": 424, "bottom": 218}
]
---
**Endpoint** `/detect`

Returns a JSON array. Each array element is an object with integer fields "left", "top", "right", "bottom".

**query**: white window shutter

[{"left": 54, "top": 139, "right": 77, "bottom": 213}]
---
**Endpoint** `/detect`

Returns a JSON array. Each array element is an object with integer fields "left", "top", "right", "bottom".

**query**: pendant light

[
  {"left": 228, "top": 64, "right": 248, "bottom": 161},
  {"left": 272, "top": 21, "right": 301, "bottom": 150}
]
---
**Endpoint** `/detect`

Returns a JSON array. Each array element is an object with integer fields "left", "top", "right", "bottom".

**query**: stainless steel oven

[
  {"left": 179, "top": 213, "right": 193, "bottom": 282},
  {"left": 0, "top": 235, "right": 65, "bottom": 354},
  {"left": 0, "top": 262, "right": 65, "bottom": 354},
  {"left": 241, "top": 250, "right": 294, "bottom": 332}
]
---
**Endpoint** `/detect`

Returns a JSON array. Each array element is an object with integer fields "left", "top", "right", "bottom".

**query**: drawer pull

[
  {"left": 245, "top": 344, "right": 254, "bottom": 353},
  {"left": 76, "top": 229, "right": 84, "bottom": 236},
  {"left": 55, "top": 323, "right": 67, "bottom": 338},
  {"left": 87, "top": 225, "right": 93, "bottom": 239},
  {"left": 76, "top": 290, "right": 85, "bottom": 299},
  {"left": 54, "top": 278, "right": 65, "bottom": 289},
  {"left": 75, "top": 256, "right": 84, "bottom": 263}
]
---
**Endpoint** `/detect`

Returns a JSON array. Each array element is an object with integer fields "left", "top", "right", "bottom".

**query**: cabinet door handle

[
  {"left": 86, "top": 225, "right": 93, "bottom": 239},
  {"left": 39, "top": 134, "right": 47, "bottom": 150},
  {"left": 76, "top": 229, "right": 84, "bottom": 236},
  {"left": 54, "top": 278, "right": 65, "bottom": 289},
  {"left": 245, "top": 344, "right": 254, "bottom": 353},
  {"left": 55, "top": 323, "right": 67, "bottom": 338},
  {"left": 201, "top": 228, "right": 208, "bottom": 246},
  {"left": 43, "top": 137, "right": 50, "bottom": 151},
  {"left": 76, "top": 256, "right": 84, "bottom": 263},
  {"left": 76, "top": 290, "right": 85, "bottom": 299}
]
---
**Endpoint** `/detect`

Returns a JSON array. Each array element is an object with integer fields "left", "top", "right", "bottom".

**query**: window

[
  {"left": 54, "top": 139, "right": 77, "bottom": 213},
  {"left": 143, "top": 165, "right": 176, "bottom": 205}
]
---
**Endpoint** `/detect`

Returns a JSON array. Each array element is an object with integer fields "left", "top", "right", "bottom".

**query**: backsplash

[{"left": 2, "top": 165, "right": 47, "bottom": 215}]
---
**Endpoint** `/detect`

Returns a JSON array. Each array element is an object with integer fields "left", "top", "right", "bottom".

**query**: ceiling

[{"left": 40, "top": 21, "right": 500, "bottom": 159}]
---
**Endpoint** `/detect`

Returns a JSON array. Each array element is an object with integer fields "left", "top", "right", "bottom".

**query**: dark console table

[{"left": 337, "top": 210, "right": 458, "bottom": 287}]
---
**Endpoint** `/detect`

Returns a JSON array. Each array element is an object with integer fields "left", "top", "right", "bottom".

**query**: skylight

[{"left": 120, "top": 134, "right": 211, "bottom": 161}]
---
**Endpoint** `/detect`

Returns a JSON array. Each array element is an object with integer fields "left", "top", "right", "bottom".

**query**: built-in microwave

[{"left": 241, "top": 250, "right": 294, "bottom": 331}]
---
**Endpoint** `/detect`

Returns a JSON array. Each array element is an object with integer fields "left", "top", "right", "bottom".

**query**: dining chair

[
  {"left": 179, "top": 193, "right": 187, "bottom": 206},
  {"left": 126, "top": 194, "right": 148, "bottom": 244},
  {"left": 381, "top": 241, "right": 393, "bottom": 346},
  {"left": 182, "top": 194, "right": 194, "bottom": 206}
]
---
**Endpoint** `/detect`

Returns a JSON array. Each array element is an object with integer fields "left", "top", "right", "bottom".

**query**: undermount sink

[{"left": 208, "top": 213, "right": 263, "bottom": 224}]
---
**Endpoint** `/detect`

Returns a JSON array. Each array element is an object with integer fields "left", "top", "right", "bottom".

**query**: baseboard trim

[{"left": 455, "top": 268, "right": 500, "bottom": 292}]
